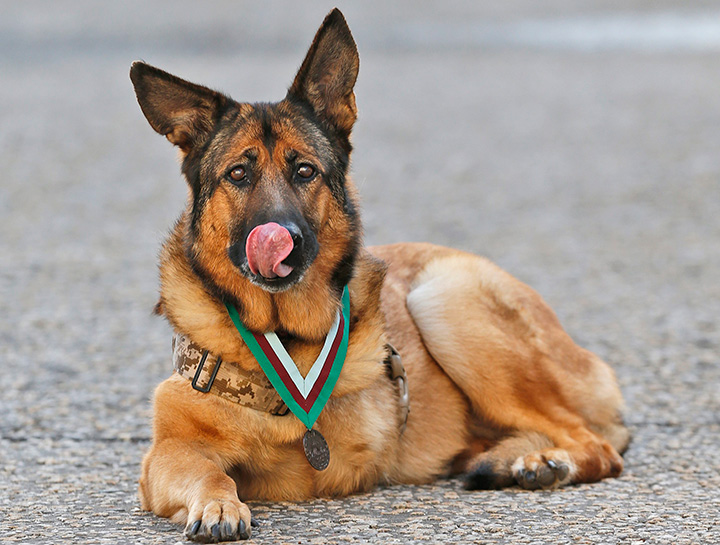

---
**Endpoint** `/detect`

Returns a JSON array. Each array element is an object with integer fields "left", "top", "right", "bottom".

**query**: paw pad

[{"left": 513, "top": 456, "right": 571, "bottom": 490}]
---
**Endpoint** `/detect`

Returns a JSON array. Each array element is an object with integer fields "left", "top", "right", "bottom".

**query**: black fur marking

[
  {"left": 464, "top": 461, "right": 505, "bottom": 490},
  {"left": 330, "top": 236, "right": 360, "bottom": 296},
  {"left": 184, "top": 103, "right": 242, "bottom": 233},
  {"left": 258, "top": 105, "right": 276, "bottom": 156}
]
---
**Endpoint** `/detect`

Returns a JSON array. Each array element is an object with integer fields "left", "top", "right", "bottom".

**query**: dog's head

[{"left": 130, "top": 9, "right": 361, "bottom": 300}]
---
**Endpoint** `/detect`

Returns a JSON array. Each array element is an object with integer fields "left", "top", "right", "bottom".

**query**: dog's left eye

[
  {"left": 296, "top": 164, "right": 316, "bottom": 181},
  {"left": 227, "top": 166, "right": 247, "bottom": 184}
]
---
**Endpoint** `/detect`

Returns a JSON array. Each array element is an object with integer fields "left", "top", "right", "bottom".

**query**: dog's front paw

[
  {"left": 184, "top": 498, "right": 253, "bottom": 542},
  {"left": 511, "top": 448, "right": 575, "bottom": 490}
]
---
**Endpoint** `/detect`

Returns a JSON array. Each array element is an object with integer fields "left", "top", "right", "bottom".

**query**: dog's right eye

[{"left": 227, "top": 166, "right": 247, "bottom": 184}]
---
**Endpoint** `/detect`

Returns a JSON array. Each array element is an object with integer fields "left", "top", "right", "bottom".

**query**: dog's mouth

[
  {"left": 232, "top": 221, "right": 317, "bottom": 292},
  {"left": 246, "top": 223, "right": 296, "bottom": 279}
]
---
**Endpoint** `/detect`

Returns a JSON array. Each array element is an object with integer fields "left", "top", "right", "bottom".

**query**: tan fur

[
  {"left": 132, "top": 9, "right": 629, "bottom": 541},
  {"left": 396, "top": 246, "right": 628, "bottom": 483}
]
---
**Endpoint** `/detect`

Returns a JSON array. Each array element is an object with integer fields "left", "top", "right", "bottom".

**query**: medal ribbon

[{"left": 224, "top": 286, "right": 350, "bottom": 430}]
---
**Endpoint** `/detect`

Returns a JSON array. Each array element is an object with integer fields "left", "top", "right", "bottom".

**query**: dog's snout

[{"left": 235, "top": 213, "right": 319, "bottom": 289}]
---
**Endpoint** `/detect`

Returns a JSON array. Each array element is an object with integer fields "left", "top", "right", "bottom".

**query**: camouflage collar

[{"left": 172, "top": 334, "right": 289, "bottom": 415}]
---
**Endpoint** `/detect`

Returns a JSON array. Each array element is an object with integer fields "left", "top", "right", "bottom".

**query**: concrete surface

[{"left": 1, "top": 1, "right": 719, "bottom": 543}]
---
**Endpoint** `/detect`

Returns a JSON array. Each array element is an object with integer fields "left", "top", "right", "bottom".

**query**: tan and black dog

[{"left": 130, "top": 8, "right": 629, "bottom": 542}]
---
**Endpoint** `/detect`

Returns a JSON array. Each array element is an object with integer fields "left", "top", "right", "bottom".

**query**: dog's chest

[{"left": 231, "top": 383, "right": 400, "bottom": 500}]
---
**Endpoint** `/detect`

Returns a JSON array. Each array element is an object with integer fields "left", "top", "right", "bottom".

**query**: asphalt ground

[{"left": 1, "top": 1, "right": 719, "bottom": 543}]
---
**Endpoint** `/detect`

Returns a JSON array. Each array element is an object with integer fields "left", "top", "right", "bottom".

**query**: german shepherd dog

[{"left": 130, "top": 8, "right": 629, "bottom": 542}]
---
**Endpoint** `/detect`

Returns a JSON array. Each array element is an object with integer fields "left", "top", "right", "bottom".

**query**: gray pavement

[{"left": 1, "top": 1, "right": 719, "bottom": 543}]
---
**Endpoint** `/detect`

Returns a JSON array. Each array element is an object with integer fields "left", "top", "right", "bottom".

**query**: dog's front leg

[{"left": 139, "top": 438, "right": 252, "bottom": 542}]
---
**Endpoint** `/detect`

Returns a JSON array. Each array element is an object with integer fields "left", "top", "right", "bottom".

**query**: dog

[{"left": 130, "top": 8, "right": 629, "bottom": 542}]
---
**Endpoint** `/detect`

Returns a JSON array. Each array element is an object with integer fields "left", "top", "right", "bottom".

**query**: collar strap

[
  {"left": 172, "top": 334, "right": 289, "bottom": 415},
  {"left": 172, "top": 334, "right": 409, "bottom": 431}
]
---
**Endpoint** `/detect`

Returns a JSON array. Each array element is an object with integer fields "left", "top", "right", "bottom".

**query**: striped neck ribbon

[{"left": 224, "top": 286, "right": 350, "bottom": 430}]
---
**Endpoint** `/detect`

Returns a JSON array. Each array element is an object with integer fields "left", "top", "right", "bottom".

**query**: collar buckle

[
  {"left": 386, "top": 344, "right": 410, "bottom": 433},
  {"left": 191, "top": 350, "right": 223, "bottom": 393}
]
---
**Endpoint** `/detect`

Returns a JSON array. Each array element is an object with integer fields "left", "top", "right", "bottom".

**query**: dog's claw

[
  {"left": 238, "top": 519, "right": 250, "bottom": 540},
  {"left": 186, "top": 520, "right": 201, "bottom": 537},
  {"left": 183, "top": 498, "right": 252, "bottom": 542},
  {"left": 220, "top": 522, "right": 235, "bottom": 540},
  {"left": 250, "top": 516, "right": 260, "bottom": 528}
]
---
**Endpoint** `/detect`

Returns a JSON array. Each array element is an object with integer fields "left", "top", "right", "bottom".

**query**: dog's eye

[
  {"left": 227, "top": 166, "right": 247, "bottom": 184},
  {"left": 296, "top": 164, "right": 316, "bottom": 181}
]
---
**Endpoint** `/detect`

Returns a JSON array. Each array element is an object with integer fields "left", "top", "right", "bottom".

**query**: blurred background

[{"left": 2, "top": 1, "right": 719, "bottom": 543}]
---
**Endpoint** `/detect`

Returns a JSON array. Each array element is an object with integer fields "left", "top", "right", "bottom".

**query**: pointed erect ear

[
  {"left": 287, "top": 9, "right": 359, "bottom": 136},
  {"left": 129, "top": 62, "right": 228, "bottom": 152}
]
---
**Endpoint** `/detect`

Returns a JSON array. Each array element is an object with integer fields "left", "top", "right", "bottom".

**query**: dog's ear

[
  {"left": 130, "top": 62, "right": 228, "bottom": 152},
  {"left": 288, "top": 8, "right": 359, "bottom": 136}
]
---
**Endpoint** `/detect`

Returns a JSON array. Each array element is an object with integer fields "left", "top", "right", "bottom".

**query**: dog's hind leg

[{"left": 406, "top": 252, "right": 629, "bottom": 489}]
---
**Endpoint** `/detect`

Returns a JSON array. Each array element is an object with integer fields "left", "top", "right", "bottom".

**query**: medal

[
  {"left": 303, "top": 429, "right": 330, "bottom": 471},
  {"left": 225, "top": 286, "right": 350, "bottom": 470}
]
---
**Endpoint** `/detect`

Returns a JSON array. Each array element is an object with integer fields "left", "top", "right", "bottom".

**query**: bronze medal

[{"left": 303, "top": 429, "right": 330, "bottom": 471}]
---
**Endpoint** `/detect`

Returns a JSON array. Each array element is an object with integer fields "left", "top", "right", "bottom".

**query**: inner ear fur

[
  {"left": 130, "top": 62, "right": 229, "bottom": 152},
  {"left": 287, "top": 8, "right": 360, "bottom": 136}
]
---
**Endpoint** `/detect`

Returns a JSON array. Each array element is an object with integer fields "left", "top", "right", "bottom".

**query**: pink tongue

[{"left": 245, "top": 222, "right": 295, "bottom": 279}]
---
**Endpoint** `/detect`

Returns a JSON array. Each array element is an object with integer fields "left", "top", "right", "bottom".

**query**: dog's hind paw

[
  {"left": 184, "top": 498, "right": 252, "bottom": 542},
  {"left": 511, "top": 449, "right": 575, "bottom": 490}
]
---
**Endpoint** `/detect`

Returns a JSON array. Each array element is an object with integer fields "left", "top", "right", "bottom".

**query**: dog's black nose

[
  {"left": 282, "top": 222, "right": 303, "bottom": 249},
  {"left": 282, "top": 222, "right": 305, "bottom": 268},
  {"left": 285, "top": 222, "right": 303, "bottom": 245}
]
